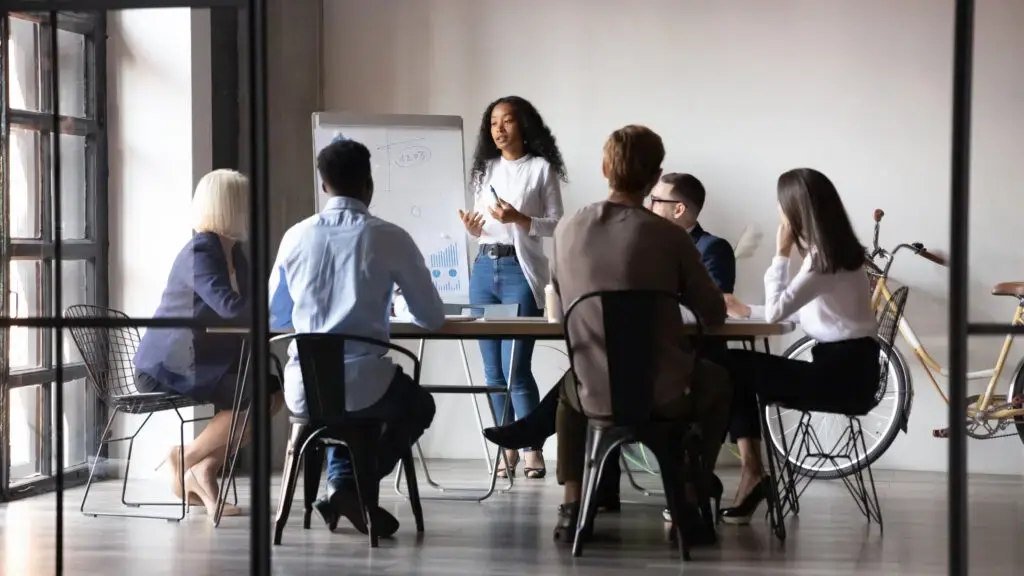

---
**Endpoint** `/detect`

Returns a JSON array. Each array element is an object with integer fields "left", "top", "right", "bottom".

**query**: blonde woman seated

[{"left": 133, "top": 169, "right": 284, "bottom": 517}]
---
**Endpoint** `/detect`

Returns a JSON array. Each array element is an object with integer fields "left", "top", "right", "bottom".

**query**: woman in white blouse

[
  {"left": 718, "top": 168, "right": 878, "bottom": 524},
  {"left": 457, "top": 96, "right": 567, "bottom": 479}
]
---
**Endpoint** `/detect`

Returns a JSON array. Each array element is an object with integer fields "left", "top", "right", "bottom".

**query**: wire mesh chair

[
  {"left": 771, "top": 286, "right": 910, "bottom": 532},
  {"left": 65, "top": 305, "right": 218, "bottom": 522}
]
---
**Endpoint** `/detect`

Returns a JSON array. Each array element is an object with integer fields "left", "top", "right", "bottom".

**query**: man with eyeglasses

[
  {"left": 648, "top": 173, "right": 735, "bottom": 294},
  {"left": 646, "top": 173, "right": 736, "bottom": 523}
]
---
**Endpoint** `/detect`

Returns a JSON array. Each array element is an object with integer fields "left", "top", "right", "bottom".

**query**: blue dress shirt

[{"left": 269, "top": 196, "right": 444, "bottom": 415}]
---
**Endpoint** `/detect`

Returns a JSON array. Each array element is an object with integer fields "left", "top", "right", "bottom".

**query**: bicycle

[{"left": 765, "top": 209, "right": 1024, "bottom": 480}]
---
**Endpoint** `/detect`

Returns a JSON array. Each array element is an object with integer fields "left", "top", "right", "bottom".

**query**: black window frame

[{"left": 0, "top": 10, "right": 107, "bottom": 500}]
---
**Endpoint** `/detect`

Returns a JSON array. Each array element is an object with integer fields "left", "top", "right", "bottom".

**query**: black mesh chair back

[
  {"left": 563, "top": 289, "right": 700, "bottom": 426},
  {"left": 873, "top": 286, "right": 910, "bottom": 405},
  {"left": 65, "top": 304, "right": 143, "bottom": 401},
  {"left": 66, "top": 305, "right": 217, "bottom": 522}
]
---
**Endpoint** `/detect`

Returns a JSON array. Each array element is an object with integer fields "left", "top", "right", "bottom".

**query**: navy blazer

[
  {"left": 691, "top": 223, "right": 736, "bottom": 294},
  {"left": 133, "top": 232, "right": 250, "bottom": 399}
]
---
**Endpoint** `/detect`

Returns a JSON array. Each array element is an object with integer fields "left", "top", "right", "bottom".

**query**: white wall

[
  {"left": 106, "top": 8, "right": 214, "bottom": 475},
  {"left": 322, "top": 0, "right": 1024, "bottom": 474}
]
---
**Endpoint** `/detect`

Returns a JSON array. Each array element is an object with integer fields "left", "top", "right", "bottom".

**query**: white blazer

[{"left": 469, "top": 155, "right": 564, "bottom": 308}]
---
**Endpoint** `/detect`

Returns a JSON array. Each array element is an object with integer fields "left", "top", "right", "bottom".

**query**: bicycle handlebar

[
  {"left": 870, "top": 209, "right": 948, "bottom": 277},
  {"left": 915, "top": 246, "right": 948, "bottom": 267}
]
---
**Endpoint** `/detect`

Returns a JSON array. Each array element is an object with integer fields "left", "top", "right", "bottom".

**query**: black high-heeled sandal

[
  {"left": 497, "top": 449, "right": 519, "bottom": 479},
  {"left": 523, "top": 448, "right": 546, "bottom": 479},
  {"left": 719, "top": 476, "right": 770, "bottom": 525}
]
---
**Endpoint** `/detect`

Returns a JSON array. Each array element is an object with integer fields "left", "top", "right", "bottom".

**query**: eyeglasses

[{"left": 648, "top": 197, "right": 683, "bottom": 206}]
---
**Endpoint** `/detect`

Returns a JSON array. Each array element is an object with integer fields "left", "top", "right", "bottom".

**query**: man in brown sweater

[{"left": 549, "top": 125, "right": 732, "bottom": 543}]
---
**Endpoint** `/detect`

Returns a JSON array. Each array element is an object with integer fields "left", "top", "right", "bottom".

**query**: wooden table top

[{"left": 209, "top": 319, "right": 795, "bottom": 340}]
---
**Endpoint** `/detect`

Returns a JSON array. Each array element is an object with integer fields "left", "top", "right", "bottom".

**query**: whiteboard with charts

[{"left": 311, "top": 112, "right": 470, "bottom": 302}]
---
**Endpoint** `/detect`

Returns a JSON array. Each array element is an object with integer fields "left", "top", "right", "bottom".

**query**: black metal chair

[
  {"left": 65, "top": 304, "right": 231, "bottom": 521},
  {"left": 768, "top": 285, "right": 910, "bottom": 533},
  {"left": 561, "top": 290, "right": 713, "bottom": 560},
  {"left": 270, "top": 333, "right": 424, "bottom": 547}
]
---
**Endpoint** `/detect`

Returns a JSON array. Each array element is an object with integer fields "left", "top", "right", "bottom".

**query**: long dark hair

[
  {"left": 777, "top": 168, "right": 865, "bottom": 274},
  {"left": 470, "top": 96, "right": 568, "bottom": 188}
]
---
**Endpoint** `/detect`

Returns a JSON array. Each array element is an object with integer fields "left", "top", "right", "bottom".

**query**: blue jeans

[
  {"left": 468, "top": 254, "right": 542, "bottom": 439},
  {"left": 326, "top": 368, "right": 436, "bottom": 485}
]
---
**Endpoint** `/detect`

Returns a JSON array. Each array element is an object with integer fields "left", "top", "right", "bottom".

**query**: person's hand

[
  {"left": 776, "top": 222, "right": 795, "bottom": 258},
  {"left": 724, "top": 294, "right": 752, "bottom": 319},
  {"left": 488, "top": 199, "right": 530, "bottom": 230},
  {"left": 458, "top": 209, "right": 484, "bottom": 237}
]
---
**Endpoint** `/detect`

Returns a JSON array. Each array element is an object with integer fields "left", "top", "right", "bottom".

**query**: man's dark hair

[
  {"left": 660, "top": 172, "right": 706, "bottom": 214},
  {"left": 317, "top": 139, "right": 372, "bottom": 197}
]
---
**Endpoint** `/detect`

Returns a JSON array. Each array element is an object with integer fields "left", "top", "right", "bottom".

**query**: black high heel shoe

[
  {"left": 483, "top": 386, "right": 559, "bottom": 450},
  {"left": 719, "top": 477, "right": 770, "bottom": 525}
]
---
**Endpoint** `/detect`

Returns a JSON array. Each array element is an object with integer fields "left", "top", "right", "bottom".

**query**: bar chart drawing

[{"left": 429, "top": 243, "right": 462, "bottom": 293}]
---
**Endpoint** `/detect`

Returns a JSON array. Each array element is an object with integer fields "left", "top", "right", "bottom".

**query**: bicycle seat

[{"left": 991, "top": 282, "right": 1024, "bottom": 297}]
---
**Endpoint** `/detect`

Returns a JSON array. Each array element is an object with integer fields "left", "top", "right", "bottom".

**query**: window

[{"left": 1, "top": 12, "right": 106, "bottom": 497}]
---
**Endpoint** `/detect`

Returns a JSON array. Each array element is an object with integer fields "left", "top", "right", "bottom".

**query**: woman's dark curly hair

[{"left": 470, "top": 96, "right": 568, "bottom": 188}]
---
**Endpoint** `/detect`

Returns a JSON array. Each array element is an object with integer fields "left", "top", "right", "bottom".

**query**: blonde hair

[
  {"left": 602, "top": 125, "right": 665, "bottom": 194},
  {"left": 192, "top": 169, "right": 250, "bottom": 240}
]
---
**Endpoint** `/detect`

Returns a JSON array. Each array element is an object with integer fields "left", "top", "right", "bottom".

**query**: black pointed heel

[{"left": 719, "top": 477, "right": 769, "bottom": 525}]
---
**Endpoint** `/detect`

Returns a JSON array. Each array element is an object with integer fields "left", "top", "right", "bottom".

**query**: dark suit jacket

[
  {"left": 690, "top": 223, "right": 735, "bottom": 294},
  {"left": 133, "top": 232, "right": 250, "bottom": 400}
]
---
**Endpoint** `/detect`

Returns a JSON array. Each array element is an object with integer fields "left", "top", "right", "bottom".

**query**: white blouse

[
  {"left": 748, "top": 256, "right": 877, "bottom": 343},
  {"left": 469, "top": 155, "right": 563, "bottom": 307}
]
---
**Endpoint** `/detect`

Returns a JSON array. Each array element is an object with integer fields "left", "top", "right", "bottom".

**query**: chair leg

[
  {"left": 573, "top": 426, "right": 618, "bottom": 558},
  {"left": 684, "top": 429, "right": 715, "bottom": 538},
  {"left": 756, "top": 396, "right": 787, "bottom": 543},
  {"left": 81, "top": 409, "right": 118, "bottom": 517},
  {"left": 274, "top": 423, "right": 307, "bottom": 545},
  {"left": 401, "top": 447, "right": 425, "bottom": 533},
  {"left": 120, "top": 413, "right": 154, "bottom": 507},
  {"left": 791, "top": 415, "right": 884, "bottom": 530},
  {"left": 657, "top": 451, "right": 690, "bottom": 561},
  {"left": 847, "top": 417, "right": 884, "bottom": 529},
  {"left": 302, "top": 446, "right": 324, "bottom": 530},
  {"left": 348, "top": 433, "right": 382, "bottom": 548}
]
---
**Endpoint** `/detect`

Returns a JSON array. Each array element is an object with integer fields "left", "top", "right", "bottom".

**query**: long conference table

[{"left": 209, "top": 318, "right": 795, "bottom": 518}]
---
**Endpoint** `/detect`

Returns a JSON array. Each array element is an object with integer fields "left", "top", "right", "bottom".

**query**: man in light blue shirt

[{"left": 269, "top": 138, "right": 444, "bottom": 537}]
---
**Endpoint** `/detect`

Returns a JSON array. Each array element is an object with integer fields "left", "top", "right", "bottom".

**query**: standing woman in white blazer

[{"left": 457, "top": 96, "right": 567, "bottom": 479}]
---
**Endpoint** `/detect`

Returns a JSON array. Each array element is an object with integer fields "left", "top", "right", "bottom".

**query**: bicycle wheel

[
  {"left": 1009, "top": 360, "right": 1024, "bottom": 446},
  {"left": 764, "top": 335, "right": 909, "bottom": 480}
]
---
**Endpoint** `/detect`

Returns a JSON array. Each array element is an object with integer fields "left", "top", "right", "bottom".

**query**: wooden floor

[{"left": 1, "top": 461, "right": 1022, "bottom": 575}]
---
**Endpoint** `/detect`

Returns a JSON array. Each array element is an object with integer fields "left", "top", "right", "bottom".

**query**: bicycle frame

[{"left": 871, "top": 269, "right": 1024, "bottom": 421}]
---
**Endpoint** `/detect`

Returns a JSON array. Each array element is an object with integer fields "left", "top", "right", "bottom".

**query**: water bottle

[{"left": 544, "top": 284, "right": 561, "bottom": 323}]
